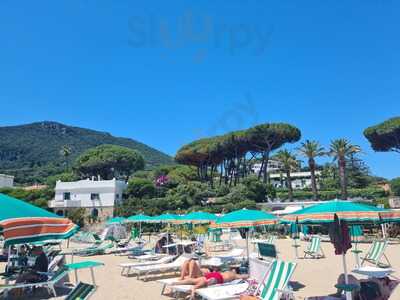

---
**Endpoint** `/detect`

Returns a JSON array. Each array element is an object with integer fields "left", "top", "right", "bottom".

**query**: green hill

[{"left": 0, "top": 121, "right": 174, "bottom": 183}]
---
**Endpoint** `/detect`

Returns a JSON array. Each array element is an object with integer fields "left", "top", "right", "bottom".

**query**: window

[
  {"left": 63, "top": 192, "right": 71, "bottom": 200},
  {"left": 116, "top": 194, "right": 120, "bottom": 199},
  {"left": 91, "top": 193, "right": 100, "bottom": 200}
]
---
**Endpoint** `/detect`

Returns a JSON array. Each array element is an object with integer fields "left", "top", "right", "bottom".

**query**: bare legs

[{"left": 179, "top": 259, "right": 205, "bottom": 280}]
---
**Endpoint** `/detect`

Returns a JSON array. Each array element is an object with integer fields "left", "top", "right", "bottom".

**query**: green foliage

[
  {"left": 276, "top": 186, "right": 388, "bottom": 201},
  {"left": 242, "top": 176, "right": 276, "bottom": 202},
  {"left": 390, "top": 178, "right": 400, "bottom": 196},
  {"left": 74, "top": 144, "right": 145, "bottom": 180},
  {"left": 364, "top": 117, "right": 400, "bottom": 153},
  {"left": 0, "top": 187, "right": 54, "bottom": 209},
  {"left": 46, "top": 171, "right": 79, "bottom": 187},
  {"left": 0, "top": 121, "right": 174, "bottom": 184},
  {"left": 67, "top": 208, "right": 86, "bottom": 228},
  {"left": 125, "top": 177, "right": 156, "bottom": 199}
]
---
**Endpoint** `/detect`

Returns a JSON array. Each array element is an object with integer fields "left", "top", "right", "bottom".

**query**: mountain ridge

[{"left": 0, "top": 121, "right": 174, "bottom": 183}]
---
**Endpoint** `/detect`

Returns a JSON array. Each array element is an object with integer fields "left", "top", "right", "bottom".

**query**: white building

[
  {"left": 269, "top": 171, "right": 322, "bottom": 190},
  {"left": 0, "top": 174, "right": 14, "bottom": 188},
  {"left": 49, "top": 178, "right": 127, "bottom": 221},
  {"left": 251, "top": 159, "right": 284, "bottom": 175}
]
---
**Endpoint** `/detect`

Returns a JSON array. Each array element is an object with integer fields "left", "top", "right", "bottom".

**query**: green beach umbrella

[
  {"left": 282, "top": 199, "right": 386, "bottom": 224},
  {"left": 151, "top": 213, "right": 182, "bottom": 223},
  {"left": 126, "top": 214, "right": 153, "bottom": 223},
  {"left": 211, "top": 208, "right": 278, "bottom": 261},
  {"left": 0, "top": 193, "right": 77, "bottom": 247},
  {"left": 106, "top": 217, "right": 126, "bottom": 225},
  {"left": 211, "top": 208, "right": 277, "bottom": 229},
  {"left": 126, "top": 214, "right": 153, "bottom": 239},
  {"left": 179, "top": 211, "right": 218, "bottom": 224}
]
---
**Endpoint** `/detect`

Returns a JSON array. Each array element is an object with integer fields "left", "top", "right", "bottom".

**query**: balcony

[{"left": 49, "top": 200, "right": 82, "bottom": 208}]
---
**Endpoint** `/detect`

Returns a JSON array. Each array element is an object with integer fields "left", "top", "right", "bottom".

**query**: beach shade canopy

[
  {"left": 0, "top": 193, "right": 78, "bottom": 247},
  {"left": 349, "top": 225, "right": 363, "bottom": 237},
  {"left": 126, "top": 214, "right": 153, "bottom": 223},
  {"left": 106, "top": 217, "right": 126, "bottom": 225},
  {"left": 178, "top": 211, "right": 218, "bottom": 224},
  {"left": 151, "top": 213, "right": 182, "bottom": 223},
  {"left": 211, "top": 208, "right": 278, "bottom": 229},
  {"left": 282, "top": 199, "right": 387, "bottom": 224}
]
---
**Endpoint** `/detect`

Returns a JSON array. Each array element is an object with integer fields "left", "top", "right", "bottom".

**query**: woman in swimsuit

[{"left": 176, "top": 258, "right": 248, "bottom": 299}]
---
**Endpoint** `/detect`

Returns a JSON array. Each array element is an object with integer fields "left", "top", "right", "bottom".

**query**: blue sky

[{"left": 0, "top": 0, "right": 399, "bottom": 179}]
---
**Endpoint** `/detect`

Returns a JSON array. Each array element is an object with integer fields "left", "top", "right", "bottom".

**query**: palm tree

[
  {"left": 329, "top": 139, "right": 361, "bottom": 200},
  {"left": 60, "top": 145, "right": 72, "bottom": 170},
  {"left": 297, "top": 140, "right": 325, "bottom": 200},
  {"left": 275, "top": 149, "right": 298, "bottom": 202}
]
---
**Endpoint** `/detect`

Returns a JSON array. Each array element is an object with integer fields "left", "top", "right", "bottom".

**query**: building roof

[
  {"left": 269, "top": 171, "right": 322, "bottom": 179},
  {"left": 55, "top": 178, "right": 126, "bottom": 190}
]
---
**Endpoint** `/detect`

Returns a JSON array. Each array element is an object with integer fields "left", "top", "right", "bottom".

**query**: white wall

[
  {"left": 0, "top": 174, "right": 14, "bottom": 188},
  {"left": 53, "top": 178, "right": 127, "bottom": 208}
]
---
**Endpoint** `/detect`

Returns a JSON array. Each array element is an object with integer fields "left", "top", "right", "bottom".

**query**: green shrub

[{"left": 390, "top": 178, "right": 400, "bottom": 196}]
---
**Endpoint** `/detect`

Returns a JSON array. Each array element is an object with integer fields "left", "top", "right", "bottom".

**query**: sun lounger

[
  {"left": 65, "top": 281, "right": 95, "bottom": 300},
  {"left": 132, "top": 255, "right": 188, "bottom": 281},
  {"left": 158, "top": 278, "right": 246, "bottom": 298},
  {"left": 257, "top": 243, "right": 277, "bottom": 260},
  {"left": 214, "top": 248, "right": 245, "bottom": 263},
  {"left": 196, "top": 259, "right": 297, "bottom": 300},
  {"left": 304, "top": 236, "right": 325, "bottom": 259},
  {"left": 74, "top": 241, "right": 114, "bottom": 257},
  {"left": 361, "top": 240, "right": 390, "bottom": 267},
  {"left": 0, "top": 267, "right": 68, "bottom": 298},
  {"left": 119, "top": 255, "right": 176, "bottom": 276}
]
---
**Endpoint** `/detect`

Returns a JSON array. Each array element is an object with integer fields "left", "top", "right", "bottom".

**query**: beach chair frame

[
  {"left": 304, "top": 236, "right": 325, "bottom": 259},
  {"left": 361, "top": 240, "right": 391, "bottom": 267},
  {"left": 0, "top": 267, "right": 68, "bottom": 298}
]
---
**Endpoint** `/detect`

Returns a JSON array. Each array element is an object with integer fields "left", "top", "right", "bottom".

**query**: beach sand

[{"left": 1, "top": 238, "right": 399, "bottom": 299}]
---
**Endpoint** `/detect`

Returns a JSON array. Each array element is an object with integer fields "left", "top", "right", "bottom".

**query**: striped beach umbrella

[
  {"left": 211, "top": 208, "right": 277, "bottom": 229},
  {"left": 282, "top": 199, "right": 386, "bottom": 224},
  {"left": 0, "top": 193, "right": 77, "bottom": 247}
]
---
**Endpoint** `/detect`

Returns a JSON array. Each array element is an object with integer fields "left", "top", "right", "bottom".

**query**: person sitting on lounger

[
  {"left": 16, "top": 246, "right": 49, "bottom": 284},
  {"left": 175, "top": 258, "right": 248, "bottom": 299}
]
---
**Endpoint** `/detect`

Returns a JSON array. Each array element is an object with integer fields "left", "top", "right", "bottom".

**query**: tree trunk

[
  {"left": 219, "top": 164, "right": 223, "bottom": 186},
  {"left": 309, "top": 158, "right": 318, "bottom": 201},
  {"left": 263, "top": 152, "right": 270, "bottom": 184},
  {"left": 338, "top": 158, "right": 348, "bottom": 199},
  {"left": 286, "top": 169, "right": 293, "bottom": 202}
]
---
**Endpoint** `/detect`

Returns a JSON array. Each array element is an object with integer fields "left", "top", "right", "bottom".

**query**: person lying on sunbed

[{"left": 174, "top": 258, "right": 248, "bottom": 299}]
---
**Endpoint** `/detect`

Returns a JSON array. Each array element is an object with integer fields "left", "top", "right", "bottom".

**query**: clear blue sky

[{"left": 1, "top": 1, "right": 399, "bottom": 179}]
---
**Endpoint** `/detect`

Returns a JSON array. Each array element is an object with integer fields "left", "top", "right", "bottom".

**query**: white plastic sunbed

[
  {"left": 215, "top": 248, "right": 245, "bottom": 262},
  {"left": 119, "top": 255, "right": 176, "bottom": 276},
  {"left": 132, "top": 255, "right": 188, "bottom": 281}
]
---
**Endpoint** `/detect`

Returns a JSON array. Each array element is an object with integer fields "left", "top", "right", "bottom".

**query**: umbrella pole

[
  {"left": 294, "top": 238, "right": 299, "bottom": 258},
  {"left": 342, "top": 253, "right": 352, "bottom": 300},
  {"left": 381, "top": 224, "right": 386, "bottom": 239},
  {"left": 246, "top": 230, "right": 250, "bottom": 262}
]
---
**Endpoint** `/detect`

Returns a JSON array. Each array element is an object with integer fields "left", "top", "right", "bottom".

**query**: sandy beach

[{"left": 1, "top": 237, "right": 399, "bottom": 300}]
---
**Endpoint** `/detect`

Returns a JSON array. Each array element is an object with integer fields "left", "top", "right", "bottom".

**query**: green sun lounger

[
  {"left": 258, "top": 260, "right": 297, "bottom": 300},
  {"left": 65, "top": 282, "right": 95, "bottom": 300},
  {"left": 0, "top": 267, "right": 68, "bottom": 298},
  {"left": 304, "top": 236, "right": 325, "bottom": 259},
  {"left": 195, "top": 259, "right": 297, "bottom": 300},
  {"left": 361, "top": 240, "right": 390, "bottom": 267},
  {"left": 258, "top": 243, "right": 278, "bottom": 260}
]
